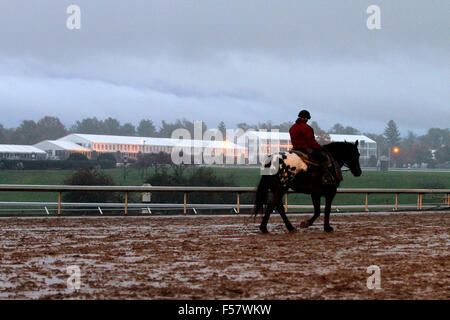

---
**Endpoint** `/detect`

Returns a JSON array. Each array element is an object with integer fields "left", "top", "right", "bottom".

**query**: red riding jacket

[{"left": 289, "top": 118, "right": 322, "bottom": 150}]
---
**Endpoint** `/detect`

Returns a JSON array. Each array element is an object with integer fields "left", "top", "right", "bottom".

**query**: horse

[{"left": 253, "top": 141, "right": 362, "bottom": 233}]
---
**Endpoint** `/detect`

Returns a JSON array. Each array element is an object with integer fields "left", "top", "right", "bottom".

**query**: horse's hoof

[
  {"left": 324, "top": 226, "right": 334, "bottom": 233},
  {"left": 259, "top": 226, "right": 269, "bottom": 234},
  {"left": 300, "top": 220, "right": 309, "bottom": 228}
]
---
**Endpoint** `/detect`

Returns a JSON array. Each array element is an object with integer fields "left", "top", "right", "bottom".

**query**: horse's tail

[{"left": 253, "top": 175, "right": 270, "bottom": 216}]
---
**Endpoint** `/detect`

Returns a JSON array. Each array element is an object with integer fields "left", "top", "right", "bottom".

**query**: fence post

[
  {"left": 124, "top": 192, "right": 128, "bottom": 215},
  {"left": 395, "top": 193, "right": 398, "bottom": 211},
  {"left": 285, "top": 193, "right": 288, "bottom": 212},
  {"left": 365, "top": 193, "right": 369, "bottom": 212},
  {"left": 417, "top": 194, "right": 423, "bottom": 210},
  {"left": 236, "top": 193, "right": 240, "bottom": 214},
  {"left": 57, "top": 192, "right": 62, "bottom": 215},
  {"left": 183, "top": 193, "right": 187, "bottom": 215},
  {"left": 420, "top": 194, "right": 423, "bottom": 210}
]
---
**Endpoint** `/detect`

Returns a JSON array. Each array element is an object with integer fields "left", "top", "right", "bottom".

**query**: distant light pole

[
  {"left": 123, "top": 154, "right": 128, "bottom": 181},
  {"left": 389, "top": 146, "right": 399, "bottom": 169},
  {"left": 140, "top": 139, "right": 146, "bottom": 178}
]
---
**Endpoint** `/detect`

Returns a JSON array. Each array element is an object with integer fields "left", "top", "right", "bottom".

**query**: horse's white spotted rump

[{"left": 263, "top": 151, "right": 308, "bottom": 189}]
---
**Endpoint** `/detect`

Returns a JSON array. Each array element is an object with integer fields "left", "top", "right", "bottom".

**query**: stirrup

[{"left": 321, "top": 173, "right": 336, "bottom": 185}]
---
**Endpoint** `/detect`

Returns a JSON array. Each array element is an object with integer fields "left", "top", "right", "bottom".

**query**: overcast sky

[{"left": 0, "top": 1, "right": 448, "bottom": 135}]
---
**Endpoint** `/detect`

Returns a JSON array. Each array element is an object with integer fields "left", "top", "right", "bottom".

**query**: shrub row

[{"left": 0, "top": 159, "right": 116, "bottom": 170}]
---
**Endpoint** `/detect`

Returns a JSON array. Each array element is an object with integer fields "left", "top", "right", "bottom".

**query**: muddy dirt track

[{"left": 0, "top": 212, "right": 448, "bottom": 299}]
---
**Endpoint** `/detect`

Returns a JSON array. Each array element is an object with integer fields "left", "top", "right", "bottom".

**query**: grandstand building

[
  {"left": 245, "top": 131, "right": 377, "bottom": 165},
  {"left": 0, "top": 144, "right": 47, "bottom": 160},
  {"left": 25, "top": 132, "right": 377, "bottom": 166},
  {"left": 56, "top": 133, "right": 247, "bottom": 163},
  {"left": 34, "top": 140, "right": 91, "bottom": 160}
]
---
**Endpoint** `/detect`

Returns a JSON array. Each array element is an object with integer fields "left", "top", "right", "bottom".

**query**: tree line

[
  {"left": 0, "top": 116, "right": 448, "bottom": 166},
  {"left": 0, "top": 116, "right": 206, "bottom": 145}
]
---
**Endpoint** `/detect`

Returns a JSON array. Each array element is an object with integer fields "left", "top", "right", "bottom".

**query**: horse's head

[
  {"left": 343, "top": 141, "right": 362, "bottom": 177},
  {"left": 325, "top": 140, "right": 362, "bottom": 177}
]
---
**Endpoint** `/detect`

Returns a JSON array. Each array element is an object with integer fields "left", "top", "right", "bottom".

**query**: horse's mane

[
  {"left": 323, "top": 141, "right": 355, "bottom": 157},
  {"left": 323, "top": 141, "right": 353, "bottom": 149}
]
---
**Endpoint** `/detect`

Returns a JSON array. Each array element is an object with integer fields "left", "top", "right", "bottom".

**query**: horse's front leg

[
  {"left": 276, "top": 193, "right": 296, "bottom": 232},
  {"left": 324, "top": 191, "right": 336, "bottom": 232},
  {"left": 300, "top": 193, "right": 321, "bottom": 228}
]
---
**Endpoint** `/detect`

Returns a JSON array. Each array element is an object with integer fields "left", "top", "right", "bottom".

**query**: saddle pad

[
  {"left": 289, "top": 150, "right": 342, "bottom": 184},
  {"left": 262, "top": 151, "right": 308, "bottom": 188}
]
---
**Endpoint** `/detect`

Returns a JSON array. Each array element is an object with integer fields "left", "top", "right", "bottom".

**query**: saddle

[{"left": 290, "top": 149, "right": 343, "bottom": 185}]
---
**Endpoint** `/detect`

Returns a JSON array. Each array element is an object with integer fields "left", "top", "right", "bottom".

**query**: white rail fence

[{"left": 0, "top": 185, "right": 449, "bottom": 215}]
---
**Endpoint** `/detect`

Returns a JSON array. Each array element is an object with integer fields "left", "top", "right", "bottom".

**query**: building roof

[
  {"left": 246, "top": 131, "right": 376, "bottom": 144},
  {"left": 0, "top": 144, "right": 47, "bottom": 154},
  {"left": 247, "top": 131, "right": 291, "bottom": 140},
  {"left": 59, "top": 134, "right": 246, "bottom": 150},
  {"left": 34, "top": 140, "right": 91, "bottom": 152},
  {"left": 328, "top": 134, "right": 376, "bottom": 144},
  {"left": 56, "top": 133, "right": 375, "bottom": 151}
]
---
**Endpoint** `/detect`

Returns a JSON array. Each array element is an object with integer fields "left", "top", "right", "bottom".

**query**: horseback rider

[{"left": 289, "top": 109, "right": 335, "bottom": 184}]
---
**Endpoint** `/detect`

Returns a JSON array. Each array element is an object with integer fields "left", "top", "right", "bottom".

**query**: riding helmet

[{"left": 298, "top": 109, "right": 311, "bottom": 119}]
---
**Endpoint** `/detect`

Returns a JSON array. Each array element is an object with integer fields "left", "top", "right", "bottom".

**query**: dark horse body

[{"left": 253, "top": 141, "right": 362, "bottom": 233}]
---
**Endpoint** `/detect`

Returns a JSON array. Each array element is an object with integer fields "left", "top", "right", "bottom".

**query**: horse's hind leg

[
  {"left": 260, "top": 186, "right": 286, "bottom": 233},
  {"left": 300, "top": 193, "right": 321, "bottom": 228},
  {"left": 324, "top": 191, "right": 336, "bottom": 232},
  {"left": 259, "top": 202, "right": 274, "bottom": 234},
  {"left": 276, "top": 194, "right": 296, "bottom": 232}
]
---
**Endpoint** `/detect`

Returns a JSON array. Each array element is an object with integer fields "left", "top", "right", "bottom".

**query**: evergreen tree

[
  {"left": 102, "top": 117, "right": 122, "bottom": 135},
  {"left": 120, "top": 123, "right": 136, "bottom": 136},
  {"left": 157, "top": 119, "right": 207, "bottom": 138},
  {"left": 342, "top": 126, "right": 360, "bottom": 135},
  {"left": 384, "top": 120, "right": 401, "bottom": 146},
  {"left": 137, "top": 119, "right": 157, "bottom": 137},
  {"left": 403, "top": 131, "right": 418, "bottom": 147},
  {"left": 70, "top": 117, "right": 102, "bottom": 134},
  {"left": 218, "top": 121, "right": 226, "bottom": 140},
  {"left": 329, "top": 123, "right": 345, "bottom": 134},
  {"left": 236, "top": 122, "right": 257, "bottom": 131},
  {"left": 10, "top": 120, "right": 39, "bottom": 144},
  {"left": 0, "top": 124, "right": 6, "bottom": 143},
  {"left": 277, "top": 122, "right": 292, "bottom": 132},
  {"left": 258, "top": 121, "right": 274, "bottom": 131},
  {"left": 329, "top": 123, "right": 360, "bottom": 134},
  {"left": 36, "top": 116, "right": 68, "bottom": 141}
]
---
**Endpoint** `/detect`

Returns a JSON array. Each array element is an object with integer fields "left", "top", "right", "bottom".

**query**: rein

[{"left": 302, "top": 158, "right": 320, "bottom": 167}]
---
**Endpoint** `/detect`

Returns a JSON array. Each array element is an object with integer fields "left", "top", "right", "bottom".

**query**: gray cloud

[{"left": 0, "top": 0, "right": 448, "bottom": 135}]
